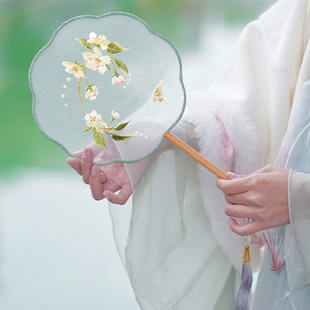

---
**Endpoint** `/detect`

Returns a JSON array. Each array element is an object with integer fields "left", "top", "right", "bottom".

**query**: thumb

[
  {"left": 227, "top": 171, "right": 247, "bottom": 180},
  {"left": 227, "top": 171, "right": 238, "bottom": 180}
]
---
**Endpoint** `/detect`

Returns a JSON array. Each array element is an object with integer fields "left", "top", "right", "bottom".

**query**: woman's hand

[
  {"left": 216, "top": 165, "right": 290, "bottom": 236},
  {"left": 66, "top": 147, "right": 132, "bottom": 205}
]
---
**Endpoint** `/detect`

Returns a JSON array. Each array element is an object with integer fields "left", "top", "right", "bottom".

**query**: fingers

[
  {"left": 103, "top": 184, "right": 132, "bottom": 205},
  {"left": 88, "top": 166, "right": 104, "bottom": 200},
  {"left": 224, "top": 202, "right": 255, "bottom": 219},
  {"left": 81, "top": 148, "right": 93, "bottom": 184},
  {"left": 218, "top": 166, "right": 291, "bottom": 236},
  {"left": 216, "top": 177, "right": 249, "bottom": 195},
  {"left": 99, "top": 170, "right": 107, "bottom": 183},
  {"left": 225, "top": 190, "right": 258, "bottom": 206},
  {"left": 227, "top": 217, "right": 262, "bottom": 236},
  {"left": 88, "top": 165, "right": 131, "bottom": 203},
  {"left": 226, "top": 172, "right": 242, "bottom": 179},
  {"left": 66, "top": 157, "right": 82, "bottom": 175}
]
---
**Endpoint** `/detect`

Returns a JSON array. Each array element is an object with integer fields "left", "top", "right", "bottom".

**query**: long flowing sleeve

[
  {"left": 110, "top": 125, "right": 238, "bottom": 309},
  {"left": 183, "top": 0, "right": 310, "bottom": 275},
  {"left": 289, "top": 170, "right": 310, "bottom": 285}
]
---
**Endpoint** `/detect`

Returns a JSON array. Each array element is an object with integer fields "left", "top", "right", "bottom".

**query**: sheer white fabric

[
  {"left": 252, "top": 81, "right": 310, "bottom": 310},
  {"left": 110, "top": 125, "right": 237, "bottom": 309},
  {"left": 108, "top": 0, "right": 310, "bottom": 309}
]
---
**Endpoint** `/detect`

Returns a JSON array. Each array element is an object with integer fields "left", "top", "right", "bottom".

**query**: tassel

[{"left": 235, "top": 244, "right": 253, "bottom": 310}]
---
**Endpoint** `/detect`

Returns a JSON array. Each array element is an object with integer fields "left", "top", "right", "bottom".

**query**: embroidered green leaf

[
  {"left": 84, "top": 126, "right": 92, "bottom": 133},
  {"left": 92, "top": 128, "right": 106, "bottom": 148},
  {"left": 114, "top": 121, "right": 131, "bottom": 131},
  {"left": 113, "top": 58, "right": 129, "bottom": 80},
  {"left": 107, "top": 42, "right": 130, "bottom": 54},
  {"left": 106, "top": 64, "right": 111, "bottom": 73},
  {"left": 75, "top": 38, "right": 93, "bottom": 50},
  {"left": 111, "top": 133, "right": 137, "bottom": 142}
]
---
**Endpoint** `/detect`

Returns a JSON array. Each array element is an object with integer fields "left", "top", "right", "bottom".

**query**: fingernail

[
  {"left": 227, "top": 171, "right": 238, "bottom": 180},
  {"left": 66, "top": 159, "right": 73, "bottom": 167},
  {"left": 83, "top": 148, "right": 91, "bottom": 158},
  {"left": 91, "top": 166, "right": 96, "bottom": 175}
]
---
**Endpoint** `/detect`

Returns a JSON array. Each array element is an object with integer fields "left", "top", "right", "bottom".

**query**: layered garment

[
  {"left": 252, "top": 80, "right": 310, "bottom": 309},
  {"left": 109, "top": 0, "right": 310, "bottom": 308}
]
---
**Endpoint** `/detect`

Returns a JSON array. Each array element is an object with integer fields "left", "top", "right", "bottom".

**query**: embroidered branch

[{"left": 61, "top": 32, "right": 136, "bottom": 148}]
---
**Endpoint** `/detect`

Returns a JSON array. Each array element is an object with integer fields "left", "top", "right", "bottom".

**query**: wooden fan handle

[{"left": 164, "top": 130, "right": 228, "bottom": 180}]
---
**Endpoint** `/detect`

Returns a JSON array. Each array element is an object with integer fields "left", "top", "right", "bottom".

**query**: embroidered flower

[
  {"left": 111, "top": 111, "right": 120, "bottom": 119},
  {"left": 112, "top": 75, "right": 125, "bottom": 86},
  {"left": 85, "top": 85, "right": 99, "bottom": 101},
  {"left": 87, "top": 32, "right": 110, "bottom": 50},
  {"left": 82, "top": 47, "right": 111, "bottom": 75},
  {"left": 62, "top": 61, "right": 86, "bottom": 79},
  {"left": 97, "top": 121, "right": 108, "bottom": 133},
  {"left": 85, "top": 110, "right": 102, "bottom": 128}
]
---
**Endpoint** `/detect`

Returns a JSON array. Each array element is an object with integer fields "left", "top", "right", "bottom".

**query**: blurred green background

[{"left": 0, "top": 0, "right": 275, "bottom": 175}]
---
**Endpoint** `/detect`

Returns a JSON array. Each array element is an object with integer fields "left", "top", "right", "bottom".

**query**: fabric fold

[{"left": 110, "top": 125, "right": 237, "bottom": 309}]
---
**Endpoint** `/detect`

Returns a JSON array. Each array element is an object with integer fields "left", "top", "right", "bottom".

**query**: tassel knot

[{"left": 243, "top": 245, "right": 251, "bottom": 263}]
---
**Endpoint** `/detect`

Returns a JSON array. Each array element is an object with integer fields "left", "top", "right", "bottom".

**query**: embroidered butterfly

[{"left": 148, "top": 80, "right": 169, "bottom": 102}]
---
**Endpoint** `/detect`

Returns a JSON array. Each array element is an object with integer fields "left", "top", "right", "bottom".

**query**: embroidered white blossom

[
  {"left": 62, "top": 62, "right": 86, "bottom": 79},
  {"left": 111, "top": 111, "right": 120, "bottom": 119},
  {"left": 96, "top": 121, "right": 108, "bottom": 133},
  {"left": 85, "top": 85, "right": 99, "bottom": 101},
  {"left": 87, "top": 32, "right": 110, "bottom": 50},
  {"left": 112, "top": 75, "right": 125, "bottom": 86},
  {"left": 85, "top": 110, "right": 102, "bottom": 128},
  {"left": 83, "top": 47, "right": 111, "bottom": 75}
]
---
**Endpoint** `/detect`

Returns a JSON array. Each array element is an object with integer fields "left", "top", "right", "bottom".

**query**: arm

[{"left": 216, "top": 165, "right": 290, "bottom": 236}]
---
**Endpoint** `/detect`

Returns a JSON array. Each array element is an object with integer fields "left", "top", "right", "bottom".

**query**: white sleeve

[
  {"left": 182, "top": 0, "right": 310, "bottom": 272},
  {"left": 288, "top": 170, "right": 310, "bottom": 283}
]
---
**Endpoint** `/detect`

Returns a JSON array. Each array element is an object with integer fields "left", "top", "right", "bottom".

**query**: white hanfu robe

[{"left": 109, "top": 0, "right": 310, "bottom": 308}]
